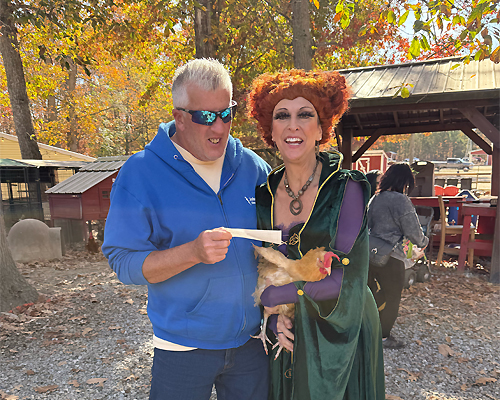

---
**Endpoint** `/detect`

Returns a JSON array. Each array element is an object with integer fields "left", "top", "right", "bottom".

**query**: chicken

[
  {"left": 251, "top": 245, "right": 337, "bottom": 357},
  {"left": 86, "top": 233, "right": 100, "bottom": 254}
]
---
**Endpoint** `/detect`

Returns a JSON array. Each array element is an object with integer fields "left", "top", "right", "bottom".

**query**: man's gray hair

[{"left": 172, "top": 58, "right": 232, "bottom": 108}]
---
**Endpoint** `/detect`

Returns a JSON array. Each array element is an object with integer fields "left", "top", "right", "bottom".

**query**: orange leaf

[{"left": 490, "top": 46, "right": 500, "bottom": 63}]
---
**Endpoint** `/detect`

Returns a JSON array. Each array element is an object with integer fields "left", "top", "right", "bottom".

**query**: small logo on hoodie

[{"left": 245, "top": 196, "right": 256, "bottom": 205}]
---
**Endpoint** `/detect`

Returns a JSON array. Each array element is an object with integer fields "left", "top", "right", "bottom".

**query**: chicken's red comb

[{"left": 323, "top": 252, "right": 339, "bottom": 265}]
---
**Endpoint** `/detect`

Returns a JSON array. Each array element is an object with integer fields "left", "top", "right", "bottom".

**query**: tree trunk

[
  {"left": 194, "top": 0, "right": 215, "bottom": 59},
  {"left": 0, "top": 0, "right": 42, "bottom": 160},
  {"left": 0, "top": 189, "right": 38, "bottom": 313},
  {"left": 291, "top": 0, "right": 312, "bottom": 70},
  {"left": 47, "top": 96, "right": 57, "bottom": 122},
  {"left": 409, "top": 133, "right": 415, "bottom": 164},
  {"left": 66, "top": 58, "right": 78, "bottom": 152}
]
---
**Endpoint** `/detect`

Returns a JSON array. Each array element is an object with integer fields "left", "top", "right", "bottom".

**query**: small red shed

[
  {"left": 46, "top": 156, "right": 129, "bottom": 243},
  {"left": 353, "top": 150, "right": 390, "bottom": 174}
]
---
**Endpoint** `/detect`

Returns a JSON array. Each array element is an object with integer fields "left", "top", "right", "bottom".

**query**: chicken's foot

[{"left": 251, "top": 312, "right": 272, "bottom": 355}]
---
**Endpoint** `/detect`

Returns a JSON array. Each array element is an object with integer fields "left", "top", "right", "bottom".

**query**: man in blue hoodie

[{"left": 102, "top": 59, "right": 270, "bottom": 400}]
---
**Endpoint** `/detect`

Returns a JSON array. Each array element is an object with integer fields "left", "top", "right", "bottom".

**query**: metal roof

[
  {"left": 13, "top": 159, "right": 89, "bottom": 168},
  {"left": 80, "top": 156, "right": 130, "bottom": 172},
  {"left": 338, "top": 57, "right": 500, "bottom": 108},
  {"left": 0, "top": 159, "right": 34, "bottom": 168},
  {"left": 46, "top": 171, "right": 117, "bottom": 194},
  {"left": 336, "top": 57, "right": 500, "bottom": 143},
  {"left": 46, "top": 156, "right": 129, "bottom": 194}
]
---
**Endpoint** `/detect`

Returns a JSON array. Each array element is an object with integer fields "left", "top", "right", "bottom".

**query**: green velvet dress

[{"left": 255, "top": 151, "right": 385, "bottom": 400}]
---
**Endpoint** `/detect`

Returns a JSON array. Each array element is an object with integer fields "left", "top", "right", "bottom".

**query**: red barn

[
  {"left": 46, "top": 156, "right": 129, "bottom": 244},
  {"left": 352, "top": 149, "right": 390, "bottom": 174}
]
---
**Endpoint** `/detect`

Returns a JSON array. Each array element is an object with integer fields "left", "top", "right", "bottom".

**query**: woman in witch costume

[{"left": 248, "top": 69, "right": 385, "bottom": 400}]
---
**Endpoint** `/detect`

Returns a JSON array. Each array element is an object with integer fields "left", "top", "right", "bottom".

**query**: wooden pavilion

[
  {"left": 337, "top": 56, "right": 499, "bottom": 195},
  {"left": 336, "top": 57, "right": 499, "bottom": 282}
]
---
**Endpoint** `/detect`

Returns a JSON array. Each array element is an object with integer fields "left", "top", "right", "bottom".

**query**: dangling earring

[{"left": 272, "top": 139, "right": 279, "bottom": 167}]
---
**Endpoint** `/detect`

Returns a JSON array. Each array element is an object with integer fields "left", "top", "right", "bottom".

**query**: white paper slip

[{"left": 225, "top": 228, "right": 282, "bottom": 245}]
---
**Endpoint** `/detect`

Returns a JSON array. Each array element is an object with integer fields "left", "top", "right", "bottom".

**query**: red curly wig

[{"left": 247, "top": 69, "right": 351, "bottom": 147}]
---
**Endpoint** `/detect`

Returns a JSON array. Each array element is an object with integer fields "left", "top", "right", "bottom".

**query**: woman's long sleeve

[{"left": 260, "top": 179, "right": 365, "bottom": 306}]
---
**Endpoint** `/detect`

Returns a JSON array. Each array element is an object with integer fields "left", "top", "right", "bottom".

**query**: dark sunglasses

[{"left": 177, "top": 100, "right": 237, "bottom": 126}]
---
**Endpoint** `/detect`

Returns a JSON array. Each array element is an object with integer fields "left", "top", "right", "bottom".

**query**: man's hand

[
  {"left": 193, "top": 228, "right": 232, "bottom": 264},
  {"left": 143, "top": 227, "right": 232, "bottom": 283}
]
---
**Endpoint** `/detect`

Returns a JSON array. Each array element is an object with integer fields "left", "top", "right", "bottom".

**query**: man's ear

[{"left": 172, "top": 109, "right": 185, "bottom": 131}]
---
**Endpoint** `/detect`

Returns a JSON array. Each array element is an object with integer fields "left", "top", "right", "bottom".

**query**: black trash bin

[{"left": 409, "top": 161, "right": 435, "bottom": 197}]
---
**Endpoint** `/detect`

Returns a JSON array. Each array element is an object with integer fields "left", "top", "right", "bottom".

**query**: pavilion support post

[
  {"left": 461, "top": 127, "right": 493, "bottom": 155},
  {"left": 491, "top": 200, "right": 500, "bottom": 284},
  {"left": 492, "top": 144, "right": 499, "bottom": 197},
  {"left": 458, "top": 107, "right": 500, "bottom": 148},
  {"left": 338, "top": 123, "right": 352, "bottom": 169},
  {"left": 352, "top": 130, "right": 385, "bottom": 163},
  {"left": 490, "top": 144, "right": 499, "bottom": 284}
]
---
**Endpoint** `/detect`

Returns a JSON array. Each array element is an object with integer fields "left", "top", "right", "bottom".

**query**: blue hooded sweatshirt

[{"left": 102, "top": 121, "right": 270, "bottom": 349}]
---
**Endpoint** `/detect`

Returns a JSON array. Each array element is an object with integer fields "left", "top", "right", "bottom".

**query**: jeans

[
  {"left": 368, "top": 256, "right": 405, "bottom": 338},
  {"left": 149, "top": 338, "right": 269, "bottom": 400}
]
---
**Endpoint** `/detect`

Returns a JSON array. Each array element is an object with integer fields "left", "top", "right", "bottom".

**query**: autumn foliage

[{"left": 0, "top": 0, "right": 498, "bottom": 156}]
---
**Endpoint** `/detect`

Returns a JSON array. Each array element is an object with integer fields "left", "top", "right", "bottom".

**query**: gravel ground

[{"left": 1, "top": 252, "right": 499, "bottom": 400}]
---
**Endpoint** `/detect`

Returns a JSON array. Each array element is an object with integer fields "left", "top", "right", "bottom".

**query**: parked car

[{"left": 433, "top": 158, "right": 474, "bottom": 171}]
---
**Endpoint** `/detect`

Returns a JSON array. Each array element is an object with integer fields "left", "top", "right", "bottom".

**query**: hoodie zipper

[
  {"left": 176, "top": 152, "right": 249, "bottom": 335},
  {"left": 218, "top": 172, "right": 249, "bottom": 333}
]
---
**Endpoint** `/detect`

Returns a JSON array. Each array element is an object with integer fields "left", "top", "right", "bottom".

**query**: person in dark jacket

[
  {"left": 367, "top": 163, "right": 429, "bottom": 349},
  {"left": 366, "top": 169, "right": 381, "bottom": 198},
  {"left": 102, "top": 59, "right": 271, "bottom": 400}
]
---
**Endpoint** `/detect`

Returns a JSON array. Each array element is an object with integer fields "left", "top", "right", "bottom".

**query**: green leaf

[
  {"left": 414, "top": 20, "right": 424, "bottom": 33},
  {"left": 398, "top": 11, "right": 409, "bottom": 27},
  {"left": 341, "top": 14, "right": 351, "bottom": 29},
  {"left": 409, "top": 37, "right": 421, "bottom": 57},
  {"left": 387, "top": 10, "right": 396, "bottom": 24},
  {"left": 420, "top": 36, "right": 430, "bottom": 51}
]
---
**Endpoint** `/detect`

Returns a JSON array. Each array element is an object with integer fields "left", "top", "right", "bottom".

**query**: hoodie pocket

[{"left": 186, "top": 275, "right": 243, "bottom": 341}]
